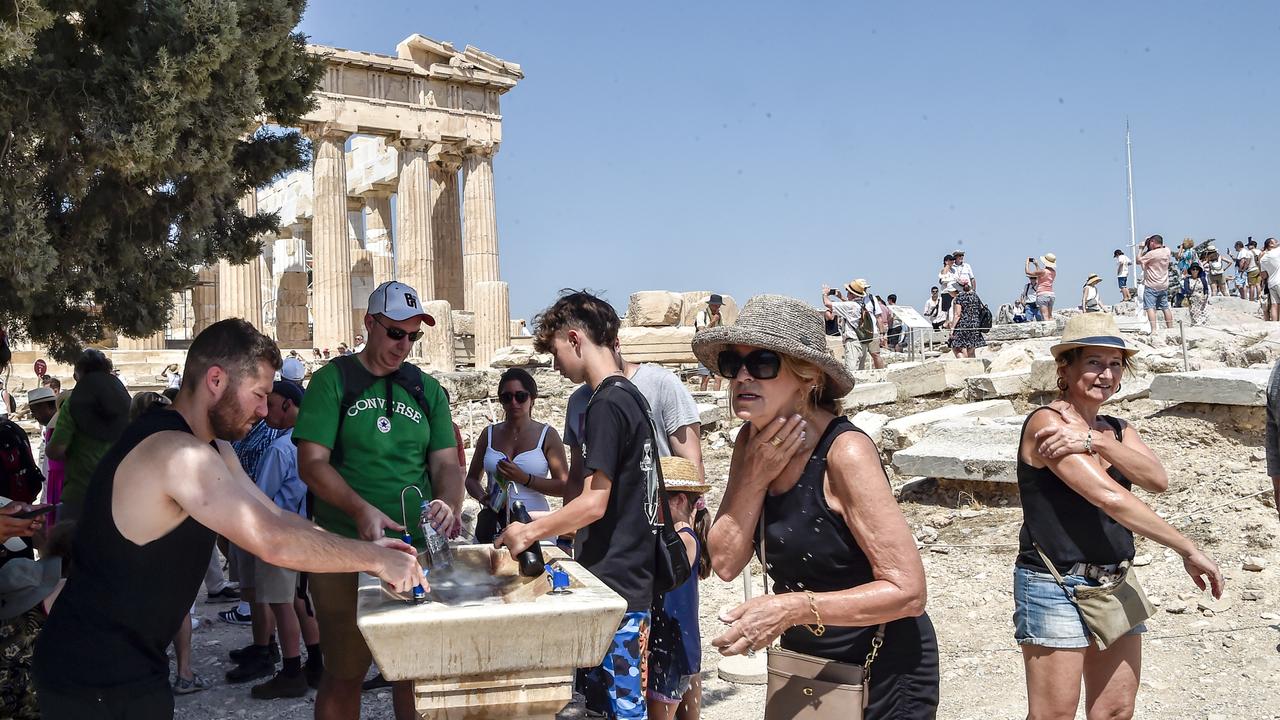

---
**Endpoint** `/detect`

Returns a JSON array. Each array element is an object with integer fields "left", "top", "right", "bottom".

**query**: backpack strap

[
  {"left": 330, "top": 355, "right": 432, "bottom": 467},
  {"left": 587, "top": 375, "right": 675, "bottom": 534}
]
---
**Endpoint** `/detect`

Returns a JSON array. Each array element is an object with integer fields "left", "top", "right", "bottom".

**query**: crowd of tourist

[{"left": 0, "top": 262, "right": 1274, "bottom": 720}]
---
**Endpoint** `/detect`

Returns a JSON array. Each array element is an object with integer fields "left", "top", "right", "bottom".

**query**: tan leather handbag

[
  {"left": 1034, "top": 545, "right": 1155, "bottom": 650},
  {"left": 759, "top": 524, "right": 886, "bottom": 720}
]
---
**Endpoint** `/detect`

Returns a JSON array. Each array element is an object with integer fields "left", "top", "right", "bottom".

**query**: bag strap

[
  {"left": 1032, "top": 542, "right": 1069, "bottom": 587},
  {"left": 589, "top": 375, "right": 676, "bottom": 535}
]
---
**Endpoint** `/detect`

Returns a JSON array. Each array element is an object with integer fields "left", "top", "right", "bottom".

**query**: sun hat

[
  {"left": 844, "top": 279, "right": 869, "bottom": 298},
  {"left": 1085, "top": 274, "right": 1102, "bottom": 286},
  {"left": 27, "top": 388, "right": 55, "bottom": 405},
  {"left": 659, "top": 456, "right": 710, "bottom": 494},
  {"left": 1041, "top": 253, "right": 1057, "bottom": 268},
  {"left": 0, "top": 557, "right": 61, "bottom": 620},
  {"left": 1049, "top": 313, "right": 1137, "bottom": 360},
  {"left": 367, "top": 281, "right": 436, "bottom": 326},
  {"left": 708, "top": 293, "right": 723, "bottom": 305},
  {"left": 692, "top": 294, "right": 855, "bottom": 397}
]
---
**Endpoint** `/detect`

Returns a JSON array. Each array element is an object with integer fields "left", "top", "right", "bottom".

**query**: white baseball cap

[
  {"left": 280, "top": 357, "right": 306, "bottom": 382},
  {"left": 367, "top": 281, "right": 435, "bottom": 326}
]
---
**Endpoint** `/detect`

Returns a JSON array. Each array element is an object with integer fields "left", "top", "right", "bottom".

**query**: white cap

[
  {"left": 27, "top": 388, "right": 55, "bottom": 405},
  {"left": 280, "top": 357, "right": 306, "bottom": 382},
  {"left": 367, "top": 281, "right": 435, "bottom": 326}
]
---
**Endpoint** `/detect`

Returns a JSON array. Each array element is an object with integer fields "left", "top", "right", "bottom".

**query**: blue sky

[{"left": 300, "top": 2, "right": 1279, "bottom": 321}]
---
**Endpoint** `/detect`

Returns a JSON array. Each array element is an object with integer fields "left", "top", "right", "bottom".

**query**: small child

[{"left": 647, "top": 456, "right": 710, "bottom": 720}]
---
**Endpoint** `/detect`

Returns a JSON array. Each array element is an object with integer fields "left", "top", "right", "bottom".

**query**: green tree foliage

[{"left": 0, "top": 0, "right": 322, "bottom": 360}]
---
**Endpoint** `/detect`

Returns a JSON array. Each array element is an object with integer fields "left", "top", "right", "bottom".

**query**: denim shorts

[
  {"left": 1117, "top": 276, "right": 1128, "bottom": 289},
  {"left": 1013, "top": 566, "right": 1146, "bottom": 649},
  {"left": 1035, "top": 293, "right": 1055, "bottom": 310},
  {"left": 1143, "top": 287, "right": 1170, "bottom": 311}
]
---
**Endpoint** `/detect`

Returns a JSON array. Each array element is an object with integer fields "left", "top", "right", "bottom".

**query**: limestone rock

[
  {"left": 627, "top": 291, "right": 684, "bottom": 327},
  {"left": 965, "top": 370, "right": 1031, "bottom": 400},
  {"left": 985, "top": 320, "right": 1062, "bottom": 341},
  {"left": 696, "top": 403, "right": 721, "bottom": 427},
  {"left": 839, "top": 382, "right": 898, "bottom": 412},
  {"left": 434, "top": 371, "right": 495, "bottom": 402},
  {"left": 886, "top": 358, "right": 988, "bottom": 399},
  {"left": 678, "top": 292, "right": 739, "bottom": 327},
  {"left": 617, "top": 326, "right": 696, "bottom": 364},
  {"left": 851, "top": 411, "right": 890, "bottom": 447},
  {"left": 1197, "top": 594, "right": 1234, "bottom": 613},
  {"left": 1242, "top": 556, "right": 1267, "bottom": 572},
  {"left": 1241, "top": 588, "right": 1265, "bottom": 602},
  {"left": 881, "top": 400, "right": 1016, "bottom": 451},
  {"left": 1150, "top": 368, "right": 1271, "bottom": 407},
  {"left": 890, "top": 418, "right": 1022, "bottom": 483},
  {"left": 452, "top": 310, "right": 476, "bottom": 336},
  {"left": 987, "top": 345, "right": 1038, "bottom": 373},
  {"left": 488, "top": 345, "right": 551, "bottom": 369}
]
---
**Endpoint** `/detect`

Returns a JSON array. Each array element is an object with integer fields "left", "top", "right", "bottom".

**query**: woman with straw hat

[
  {"left": 1081, "top": 274, "right": 1104, "bottom": 313},
  {"left": 698, "top": 295, "right": 938, "bottom": 718},
  {"left": 1026, "top": 253, "right": 1058, "bottom": 321},
  {"left": 1182, "top": 263, "right": 1210, "bottom": 326},
  {"left": 1015, "top": 313, "right": 1222, "bottom": 720}
]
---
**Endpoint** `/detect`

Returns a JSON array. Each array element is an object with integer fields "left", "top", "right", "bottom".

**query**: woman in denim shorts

[{"left": 1014, "top": 313, "right": 1224, "bottom": 720}]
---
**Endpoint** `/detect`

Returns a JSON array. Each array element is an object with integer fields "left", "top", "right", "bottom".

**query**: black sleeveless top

[
  {"left": 756, "top": 418, "right": 939, "bottom": 674},
  {"left": 34, "top": 409, "right": 216, "bottom": 696},
  {"left": 1016, "top": 407, "right": 1136, "bottom": 572}
]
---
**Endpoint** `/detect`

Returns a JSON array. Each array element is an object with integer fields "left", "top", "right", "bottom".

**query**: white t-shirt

[
  {"left": 938, "top": 269, "right": 959, "bottom": 294},
  {"left": 1206, "top": 258, "right": 1229, "bottom": 275},
  {"left": 1115, "top": 254, "right": 1130, "bottom": 278},
  {"left": 953, "top": 262, "right": 975, "bottom": 286},
  {"left": 1083, "top": 285, "right": 1100, "bottom": 309},
  {"left": 1260, "top": 250, "right": 1280, "bottom": 288}
]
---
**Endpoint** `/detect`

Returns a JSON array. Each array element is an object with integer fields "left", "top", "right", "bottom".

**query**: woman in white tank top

[{"left": 465, "top": 369, "right": 569, "bottom": 529}]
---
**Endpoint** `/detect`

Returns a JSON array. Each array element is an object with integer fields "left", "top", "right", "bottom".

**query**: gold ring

[{"left": 770, "top": 437, "right": 784, "bottom": 447}]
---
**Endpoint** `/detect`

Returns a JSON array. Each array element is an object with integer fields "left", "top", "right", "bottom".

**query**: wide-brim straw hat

[
  {"left": 659, "top": 456, "right": 711, "bottom": 494},
  {"left": 1085, "top": 274, "right": 1102, "bottom": 286},
  {"left": 844, "top": 279, "right": 868, "bottom": 298},
  {"left": 1041, "top": 253, "right": 1057, "bottom": 268},
  {"left": 692, "top": 294, "right": 855, "bottom": 398},
  {"left": 1050, "top": 313, "right": 1138, "bottom": 360}
]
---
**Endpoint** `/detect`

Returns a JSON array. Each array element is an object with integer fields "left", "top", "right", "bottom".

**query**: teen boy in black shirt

[{"left": 496, "top": 291, "right": 656, "bottom": 720}]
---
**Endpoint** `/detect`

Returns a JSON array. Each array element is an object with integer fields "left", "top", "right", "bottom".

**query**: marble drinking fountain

[{"left": 356, "top": 544, "right": 627, "bottom": 719}]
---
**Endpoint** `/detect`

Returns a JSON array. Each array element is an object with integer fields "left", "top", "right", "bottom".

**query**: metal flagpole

[{"left": 1126, "top": 119, "right": 1139, "bottom": 290}]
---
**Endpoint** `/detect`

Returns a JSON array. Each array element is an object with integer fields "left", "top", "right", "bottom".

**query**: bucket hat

[
  {"left": 1049, "top": 313, "right": 1137, "bottom": 360},
  {"left": 659, "top": 456, "right": 710, "bottom": 494},
  {"left": 0, "top": 557, "right": 61, "bottom": 620},
  {"left": 692, "top": 294, "right": 855, "bottom": 397}
]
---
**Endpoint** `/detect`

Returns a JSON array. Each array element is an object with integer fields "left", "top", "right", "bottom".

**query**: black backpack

[
  {"left": 328, "top": 354, "right": 432, "bottom": 467},
  {"left": 977, "top": 297, "right": 993, "bottom": 331}
]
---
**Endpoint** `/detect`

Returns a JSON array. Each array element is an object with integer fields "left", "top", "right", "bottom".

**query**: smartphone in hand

[{"left": 13, "top": 503, "right": 59, "bottom": 520}]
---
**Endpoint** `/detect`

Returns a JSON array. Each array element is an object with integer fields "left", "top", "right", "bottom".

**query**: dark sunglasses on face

[
  {"left": 499, "top": 391, "right": 531, "bottom": 404},
  {"left": 373, "top": 315, "right": 424, "bottom": 342},
  {"left": 717, "top": 349, "right": 781, "bottom": 380}
]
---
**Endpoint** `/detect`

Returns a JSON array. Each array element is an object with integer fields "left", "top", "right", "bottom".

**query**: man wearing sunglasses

[{"left": 293, "top": 280, "right": 463, "bottom": 720}]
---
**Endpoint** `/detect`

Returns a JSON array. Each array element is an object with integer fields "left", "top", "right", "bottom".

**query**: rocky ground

[{"left": 170, "top": 383, "right": 1280, "bottom": 720}]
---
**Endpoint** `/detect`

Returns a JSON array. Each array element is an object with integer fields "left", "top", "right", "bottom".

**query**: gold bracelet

[{"left": 803, "top": 590, "right": 825, "bottom": 637}]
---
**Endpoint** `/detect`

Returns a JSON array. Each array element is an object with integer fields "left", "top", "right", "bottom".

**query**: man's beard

[{"left": 210, "top": 382, "right": 254, "bottom": 441}]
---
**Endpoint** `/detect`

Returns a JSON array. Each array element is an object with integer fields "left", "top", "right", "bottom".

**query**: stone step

[
  {"left": 885, "top": 358, "right": 988, "bottom": 399},
  {"left": 891, "top": 419, "right": 1022, "bottom": 483},
  {"left": 881, "top": 399, "right": 1017, "bottom": 451},
  {"left": 1149, "top": 368, "right": 1271, "bottom": 407},
  {"left": 839, "top": 382, "right": 897, "bottom": 412},
  {"left": 964, "top": 370, "right": 1032, "bottom": 400}
]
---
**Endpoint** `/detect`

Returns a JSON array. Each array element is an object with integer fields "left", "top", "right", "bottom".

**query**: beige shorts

[
  {"left": 309, "top": 572, "right": 374, "bottom": 680},
  {"left": 228, "top": 545, "right": 255, "bottom": 590},
  {"left": 253, "top": 560, "right": 299, "bottom": 605}
]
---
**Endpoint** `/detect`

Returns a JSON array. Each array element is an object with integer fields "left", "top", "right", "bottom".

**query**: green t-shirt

[
  {"left": 292, "top": 360, "right": 455, "bottom": 546},
  {"left": 48, "top": 398, "right": 113, "bottom": 506}
]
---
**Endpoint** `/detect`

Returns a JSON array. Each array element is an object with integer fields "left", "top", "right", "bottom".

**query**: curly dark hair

[{"left": 532, "top": 290, "right": 620, "bottom": 354}]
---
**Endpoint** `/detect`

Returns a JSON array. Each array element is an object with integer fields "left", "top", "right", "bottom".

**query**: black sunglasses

[
  {"left": 499, "top": 391, "right": 531, "bottom": 404},
  {"left": 372, "top": 315, "right": 424, "bottom": 342},
  {"left": 717, "top": 349, "right": 781, "bottom": 380}
]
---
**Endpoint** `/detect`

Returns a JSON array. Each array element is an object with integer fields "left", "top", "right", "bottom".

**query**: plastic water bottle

[
  {"left": 420, "top": 500, "right": 453, "bottom": 572},
  {"left": 403, "top": 531, "right": 427, "bottom": 603}
]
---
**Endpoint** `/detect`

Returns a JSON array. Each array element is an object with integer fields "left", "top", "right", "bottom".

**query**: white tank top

[{"left": 482, "top": 423, "right": 551, "bottom": 514}]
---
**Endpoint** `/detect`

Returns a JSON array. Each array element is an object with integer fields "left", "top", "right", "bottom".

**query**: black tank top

[
  {"left": 1016, "top": 407, "right": 1135, "bottom": 572},
  {"left": 757, "top": 417, "right": 937, "bottom": 668},
  {"left": 34, "top": 409, "right": 216, "bottom": 696}
]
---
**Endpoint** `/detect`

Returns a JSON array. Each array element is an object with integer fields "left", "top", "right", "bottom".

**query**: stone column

[
  {"left": 311, "top": 130, "right": 354, "bottom": 349},
  {"left": 117, "top": 330, "right": 166, "bottom": 351},
  {"left": 430, "top": 151, "right": 465, "bottom": 309},
  {"left": 395, "top": 140, "right": 435, "bottom": 299},
  {"left": 216, "top": 191, "right": 265, "bottom": 329},
  {"left": 462, "top": 146, "right": 501, "bottom": 311},
  {"left": 350, "top": 249, "right": 375, "bottom": 337},
  {"left": 474, "top": 280, "right": 510, "bottom": 369},
  {"left": 419, "top": 300, "right": 455, "bottom": 373},
  {"left": 273, "top": 236, "right": 310, "bottom": 346},
  {"left": 192, "top": 266, "right": 219, "bottom": 335},
  {"left": 364, "top": 192, "right": 395, "bottom": 287}
]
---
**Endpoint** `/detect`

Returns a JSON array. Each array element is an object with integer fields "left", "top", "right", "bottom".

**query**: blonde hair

[
  {"left": 1182, "top": 237, "right": 1195, "bottom": 249},
  {"left": 779, "top": 353, "right": 837, "bottom": 414}
]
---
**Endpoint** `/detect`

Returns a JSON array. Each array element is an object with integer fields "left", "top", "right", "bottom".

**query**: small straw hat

[
  {"left": 1049, "top": 313, "right": 1137, "bottom": 360},
  {"left": 659, "top": 456, "right": 710, "bottom": 494},
  {"left": 1041, "top": 253, "right": 1057, "bottom": 268},
  {"left": 692, "top": 294, "right": 855, "bottom": 397},
  {"left": 1085, "top": 274, "right": 1102, "bottom": 286},
  {"left": 844, "top": 279, "right": 868, "bottom": 298}
]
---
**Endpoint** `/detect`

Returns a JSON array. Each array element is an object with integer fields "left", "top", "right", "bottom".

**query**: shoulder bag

[
  {"left": 1032, "top": 544, "right": 1154, "bottom": 650},
  {"left": 759, "top": 522, "right": 885, "bottom": 719}
]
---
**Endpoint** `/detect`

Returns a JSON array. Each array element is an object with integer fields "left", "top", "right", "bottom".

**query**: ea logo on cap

[{"left": 376, "top": 416, "right": 392, "bottom": 434}]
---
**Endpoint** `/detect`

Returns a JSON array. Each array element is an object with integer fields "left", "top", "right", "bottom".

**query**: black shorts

[{"left": 941, "top": 294, "right": 954, "bottom": 313}]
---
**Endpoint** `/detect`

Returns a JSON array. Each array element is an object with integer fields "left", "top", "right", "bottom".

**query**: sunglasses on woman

[
  {"left": 717, "top": 349, "right": 781, "bottom": 380},
  {"left": 372, "top": 315, "right": 424, "bottom": 342},
  {"left": 499, "top": 390, "right": 531, "bottom": 404}
]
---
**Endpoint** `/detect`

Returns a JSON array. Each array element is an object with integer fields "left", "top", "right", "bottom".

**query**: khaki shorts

[
  {"left": 228, "top": 545, "right": 255, "bottom": 591},
  {"left": 1249, "top": 269, "right": 1262, "bottom": 287},
  {"left": 253, "top": 560, "right": 299, "bottom": 606},
  {"left": 309, "top": 572, "right": 373, "bottom": 680}
]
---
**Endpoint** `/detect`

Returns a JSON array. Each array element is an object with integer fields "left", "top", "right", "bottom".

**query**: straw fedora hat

[
  {"left": 1041, "top": 253, "right": 1057, "bottom": 268},
  {"left": 1049, "top": 313, "right": 1137, "bottom": 360},
  {"left": 844, "top": 279, "right": 868, "bottom": 298},
  {"left": 692, "top": 294, "right": 855, "bottom": 397},
  {"left": 659, "top": 456, "right": 710, "bottom": 494},
  {"left": 1085, "top": 274, "right": 1102, "bottom": 286}
]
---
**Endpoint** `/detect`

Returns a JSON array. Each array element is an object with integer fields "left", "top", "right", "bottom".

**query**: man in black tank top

[{"left": 33, "top": 320, "right": 425, "bottom": 720}]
